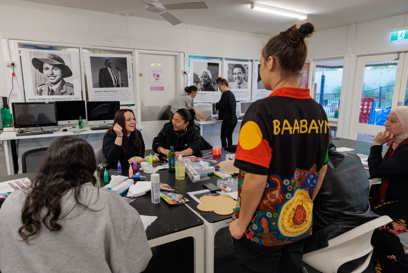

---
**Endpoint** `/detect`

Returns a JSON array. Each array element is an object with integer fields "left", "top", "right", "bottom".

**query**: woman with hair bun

[
  {"left": 170, "top": 85, "right": 207, "bottom": 121},
  {"left": 230, "top": 23, "right": 330, "bottom": 273}
]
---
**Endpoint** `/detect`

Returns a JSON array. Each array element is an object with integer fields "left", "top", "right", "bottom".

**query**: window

[{"left": 313, "top": 59, "right": 343, "bottom": 119}]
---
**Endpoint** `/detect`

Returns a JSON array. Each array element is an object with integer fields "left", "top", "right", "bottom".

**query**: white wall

[
  {"left": 0, "top": 1, "right": 267, "bottom": 58},
  {"left": 0, "top": 1, "right": 268, "bottom": 148}
]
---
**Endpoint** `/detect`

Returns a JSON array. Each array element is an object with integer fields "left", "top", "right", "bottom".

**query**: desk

[
  {"left": 156, "top": 169, "right": 235, "bottom": 273},
  {"left": 186, "top": 198, "right": 233, "bottom": 273},
  {"left": 332, "top": 137, "right": 371, "bottom": 155},
  {"left": 0, "top": 129, "right": 107, "bottom": 175},
  {"left": 129, "top": 196, "right": 205, "bottom": 273},
  {"left": 197, "top": 119, "right": 242, "bottom": 148},
  {"left": 0, "top": 173, "right": 206, "bottom": 273}
]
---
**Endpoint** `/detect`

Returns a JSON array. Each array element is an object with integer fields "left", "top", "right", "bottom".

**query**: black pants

[
  {"left": 233, "top": 237, "right": 305, "bottom": 273},
  {"left": 221, "top": 119, "right": 237, "bottom": 151}
]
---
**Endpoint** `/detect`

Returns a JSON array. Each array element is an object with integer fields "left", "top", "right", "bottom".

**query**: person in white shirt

[{"left": 170, "top": 85, "right": 207, "bottom": 121}]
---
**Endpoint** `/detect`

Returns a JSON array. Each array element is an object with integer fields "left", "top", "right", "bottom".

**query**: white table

[{"left": 0, "top": 129, "right": 107, "bottom": 175}]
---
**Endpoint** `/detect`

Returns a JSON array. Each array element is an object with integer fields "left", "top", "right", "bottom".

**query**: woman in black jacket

[
  {"left": 153, "top": 108, "right": 201, "bottom": 158},
  {"left": 215, "top": 77, "right": 237, "bottom": 152},
  {"left": 103, "top": 109, "right": 145, "bottom": 174},
  {"left": 369, "top": 106, "right": 408, "bottom": 273}
]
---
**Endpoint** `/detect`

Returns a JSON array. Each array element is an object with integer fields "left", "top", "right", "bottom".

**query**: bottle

[
  {"left": 132, "top": 161, "right": 138, "bottom": 174},
  {"left": 1, "top": 98, "right": 12, "bottom": 128},
  {"left": 168, "top": 146, "right": 175, "bottom": 173},
  {"left": 151, "top": 173, "right": 160, "bottom": 204},
  {"left": 117, "top": 161, "right": 122, "bottom": 174},
  {"left": 132, "top": 173, "right": 147, "bottom": 182},
  {"left": 128, "top": 165, "right": 134, "bottom": 178},
  {"left": 175, "top": 155, "right": 185, "bottom": 180},
  {"left": 78, "top": 116, "right": 84, "bottom": 129},
  {"left": 103, "top": 168, "right": 110, "bottom": 186}
]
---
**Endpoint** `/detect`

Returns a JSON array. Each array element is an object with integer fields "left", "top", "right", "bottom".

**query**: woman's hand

[
  {"left": 373, "top": 131, "right": 394, "bottom": 145},
  {"left": 128, "top": 156, "right": 144, "bottom": 164},
  {"left": 113, "top": 123, "right": 123, "bottom": 137},
  {"left": 229, "top": 219, "right": 246, "bottom": 240},
  {"left": 158, "top": 147, "right": 169, "bottom": 157}
]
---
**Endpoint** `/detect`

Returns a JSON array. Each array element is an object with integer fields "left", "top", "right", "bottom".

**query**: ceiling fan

[{"left": 143, "top": 0, "right": 208, "bottom": 25}]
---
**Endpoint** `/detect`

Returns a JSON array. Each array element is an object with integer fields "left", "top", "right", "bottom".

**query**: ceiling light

[{"left": 251, "top": 1, "right": 307, "bottom": 20}]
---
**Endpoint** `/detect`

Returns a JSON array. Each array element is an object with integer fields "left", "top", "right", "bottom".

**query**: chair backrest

[
  {"left": 95, "top": 147, "right": 107, "bottom": 166},
  {"left": 21, "top": 147, "right": 48, "bottom": 173},
  {"left": 303, "top": 215, "right": 392, "bottom": 273}
]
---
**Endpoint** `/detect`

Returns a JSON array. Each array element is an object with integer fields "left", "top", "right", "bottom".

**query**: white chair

[{"left": 303, "top": 215, "right": 392, "bottom": 273}]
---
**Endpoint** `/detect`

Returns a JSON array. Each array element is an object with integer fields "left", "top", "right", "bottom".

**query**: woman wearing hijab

[{"left": 369, "top": 106, "right": 408, "bottom": 273}]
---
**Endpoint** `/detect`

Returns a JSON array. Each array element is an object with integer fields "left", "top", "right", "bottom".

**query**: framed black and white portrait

[
  {"left": 20, "top": 49, "right": 82, "bottom": 101},
  {"left": 189, "top": 57, "right": 222, "bottom": 103},
  {"left": 84, "top": 52, "right": 133, "bottom": 102},
  {"left": 252, "top": 60, "right": 270, "bottom": 101},
  {"left": 224, "top": 59, "right": 251, "bottom": 101}
]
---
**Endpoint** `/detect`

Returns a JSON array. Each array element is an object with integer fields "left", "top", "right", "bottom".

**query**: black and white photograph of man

[
  {"left": 31, "top": 53, "right": 74, "bottom": 96},
  {"left": 90, "top": 57, "right": 129, "bottom": 88},
  {"left": 227, "top": 63, "right": 248, "bottom": 90}
]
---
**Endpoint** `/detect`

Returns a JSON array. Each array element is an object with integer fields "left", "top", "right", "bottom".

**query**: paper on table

[
  {"left": 140, "top": 215, "right": 157, "bottom": 230},
  {"left": 220, "top": 191, "right": 238, "bottom": 200},
  {"left": 0, "top": 178, "right": 31, "bottom": 194},
  {"left": 336, "top": 147, "right": 355, "bottom": 152},
  {"left": 357, "top": 153, "right": 369, "bottom": 166},
  {"left": 0, "top": 183, "right": 14, "bottom": 194},
  {"left": 127, "top": 182, "right": 151, "bottom": 198},
  {"left": 109, "top": 175, "right": 128, "bottom": 188}
]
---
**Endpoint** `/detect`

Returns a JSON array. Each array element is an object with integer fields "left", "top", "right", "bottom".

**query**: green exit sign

[{"left": 390, "top": 29, "right": 408, "bottom": 42}]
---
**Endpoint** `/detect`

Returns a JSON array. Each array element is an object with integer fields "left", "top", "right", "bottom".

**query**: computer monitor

[
  {"left": 12, "top": 102, "right": 57, "bottom": 128},
  {"left": 86, "top": 101, "right": 120, "bottom": 123},
  {"left": 56, "top": 100, "right": 86, "bottom": 125},
  {"left": 240, "top": 102, "right": 252, "bottom": 116},
  {"left": 211, "top": 103, "right": 218, "bottom": 117},
  {"left": 193, "top": 103, "right": 212, "bottom": 120}
]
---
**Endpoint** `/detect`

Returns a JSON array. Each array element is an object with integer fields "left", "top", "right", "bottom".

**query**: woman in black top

[
  {"left": 153, "top": 108, "right": 201, "bottom": 158},
  {"left": 103, "top": 109, "right": 145, "bottom": 174},
  {"left": 369, "top": 106, "right": 408, "bottom": 273},
  {"left": 215, "top": 77, "right": 237, "bottom": 152}
]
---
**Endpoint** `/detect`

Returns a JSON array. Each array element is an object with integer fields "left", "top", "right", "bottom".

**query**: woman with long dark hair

[
  {"left": 0, "top": 136, "right": 151, "bottom": 273},
  {"left": 153, "top": 108, "right": 201, "bottom": 157},
  {"left": 103, "top": 109, "right": 145, "bottom": 174}
]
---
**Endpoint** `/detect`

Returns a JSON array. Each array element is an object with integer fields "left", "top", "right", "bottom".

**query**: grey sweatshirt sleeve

[{"left": 106, "top": 194, "right": 152, "bottom": 273}]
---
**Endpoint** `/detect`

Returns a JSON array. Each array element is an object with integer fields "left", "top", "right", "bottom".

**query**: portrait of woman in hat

[{"left": 32, "top": 54, "right": 74, "bottom": 96}]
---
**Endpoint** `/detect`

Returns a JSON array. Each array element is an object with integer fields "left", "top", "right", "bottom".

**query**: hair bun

[{"left": 298, "top": 22, "right": 314, "bottom": 38}]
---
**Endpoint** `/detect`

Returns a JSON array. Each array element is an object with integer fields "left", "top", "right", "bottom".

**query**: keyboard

[
  {"left": 16, "top": 130, "right": 54, "bottom": 136},
  {"left": 90, "top": 125, "right": 111, "bottom": 130}
]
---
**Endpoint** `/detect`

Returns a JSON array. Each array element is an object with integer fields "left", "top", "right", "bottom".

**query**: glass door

[
  {"left": 312, "top": 58, "right": 344, "bottom": 120},
  {"left": 351, "top": 54, "right": 404, "bottom": 142}
]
